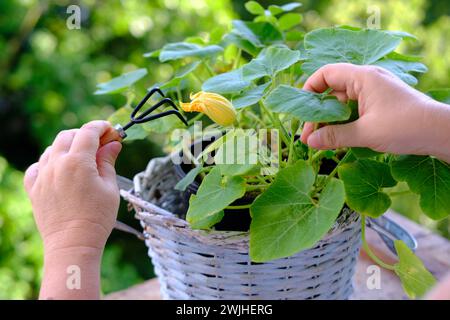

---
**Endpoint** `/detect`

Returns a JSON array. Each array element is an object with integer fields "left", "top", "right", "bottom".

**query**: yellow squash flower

[{"left": 181, "top": 91, "right": 236, "bottom": 126}]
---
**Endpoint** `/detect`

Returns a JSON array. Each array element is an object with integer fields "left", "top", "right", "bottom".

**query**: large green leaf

[
  {"left": 95, "top": 68, "right": 147, "bottom": 95},
  {"left": 428, "top": 89, "right": 450, "bottom": 104},
  {"left": 242, "top": 46, "right": 301, "bottom": 81},
  {"left": 231, "top": 20, "right": 283, "bottom": 47},
  {"left": 250, "top": 161, "right": 345, "bottom": 262},
  {"left": 214, "top": 129, "right": 259, "bottom": 176},
  {"left": 338, "top": 159, "right": 397, "bottom": 217},
  {"left": 202, "top": 68, "right": 251, "bottom": 94},
  {"left": 351, "top": 147, "right": 382, "bottom": 159},
  {"left": 174, "top": 165, "right": 203, "bottom": 192},
  {"left": 265, "top": 85, "right": 351, "bottom": 122},
  {"left": 159, "top": 42, "right": 223, "bottom": 62},
  {"left": 394, "top": 240, "right": 436, "bottom": 299},
  {"left": 302, "top": 28, "right": 401, "bottom": 75},
  {"left": 222, "top": 31, "right": 259, "bottom": 56},
  {"left": 373, "top": 59, "right": 427, "bottom": 86},
  {"left": 160, "top": 61, "right": 201, "bottom": 89},
  {"left": 391, "top": 155, "right": 450, "bottom": 220},
  {"left": 232, "top": 82, "right": 270, "bottom": 109},
  {"left": 186, "top": 167, "right": 246, "bottom": 229}
]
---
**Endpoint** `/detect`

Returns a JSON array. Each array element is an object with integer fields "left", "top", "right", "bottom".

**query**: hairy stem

[{"left": 361, "top": 215, "right": 396, "bottom": 271}]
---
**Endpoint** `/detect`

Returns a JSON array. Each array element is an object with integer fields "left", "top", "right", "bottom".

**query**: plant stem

[
  {"left": 388, "top": 190, "right": 412, "bottom": 197},
  {"left": 259, "top": 101, "right": 290, "bottom": 147},
  {"left": 203, "top": 61, "right": 215, "bottom": 77},
  {"left": 361, "top": 215, "right": 396, "bottom": 271},
  {"left": 187, "top": 112, "right": 204, "bottom": 126},
  {"left": 245, "top": 184, "right": 268, "bottom": 191},
  {"left": 233, "top": 48, "right": 242, "bottom": 69},
  {"left": 226, "top": 204, "right": 252, "bottom": 210},
  {"left": 311, "top": 150, "right": 327, "bottom": 162},
  {"left": 323, "top": 151, "right": 352, "bottom": 185}
]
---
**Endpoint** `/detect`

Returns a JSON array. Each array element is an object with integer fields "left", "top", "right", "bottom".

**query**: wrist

[
  {"left": 41, "top": 246, "right": 102, "bottom": 300},
  {"left": 422, "top": 100, "right": 450, "bottom": 163},
  {"left": 42, "top": 220, "right": 110, "bottom": 256}
]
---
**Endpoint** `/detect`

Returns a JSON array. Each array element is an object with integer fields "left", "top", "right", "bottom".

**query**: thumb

[
  {"left": 96, "top": 141, "right": 122, "bottom": 180},
  {"left": 307, "top": 121, "right": 362, "bottom": 150}
]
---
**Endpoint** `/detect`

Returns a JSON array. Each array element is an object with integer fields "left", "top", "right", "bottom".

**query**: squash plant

[{"left": 98, "top": 2, "right": 450, "bottom": 299}]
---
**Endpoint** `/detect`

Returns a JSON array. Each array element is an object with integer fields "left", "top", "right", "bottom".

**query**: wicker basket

[{"left": 121, "top": 156, "right": 362, "bottom": 300}]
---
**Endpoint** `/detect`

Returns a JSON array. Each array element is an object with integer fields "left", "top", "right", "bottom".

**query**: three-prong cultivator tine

[{"left": 107, "top": 87, "right": 188, "bottom": 142}]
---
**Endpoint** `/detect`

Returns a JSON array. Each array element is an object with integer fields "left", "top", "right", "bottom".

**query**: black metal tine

[
  {"left": 130, "top": 87, "right": 165, "bottom": 119},
  {"left": 134, "top": 109, "right": 188, "bottom": 126},
  {"left": 131, "top": 98, "right": 179, "bottom": 122},
  {"left": 119, "top": 87, "right": 188, "bottom": 135}
]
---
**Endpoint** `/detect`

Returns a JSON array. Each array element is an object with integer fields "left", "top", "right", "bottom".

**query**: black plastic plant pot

[{"left": 174, "top": 137, "right": 253, "bottom": 231}]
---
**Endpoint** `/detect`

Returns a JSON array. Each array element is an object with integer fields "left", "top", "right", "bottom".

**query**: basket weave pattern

[{"left": 122, "top": 156, "right": 362, "bottom": 300}]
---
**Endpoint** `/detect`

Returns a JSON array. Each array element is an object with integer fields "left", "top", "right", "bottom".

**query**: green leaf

[
  {"left": 267, "top": 3, "right": 302, "bottom": 16},
  {"left": 232, "top": 20, "right": 283, "bottom": 48},
  {"left": 387, "top": 30, "right": 417, "bottom": 40},
  {"left": 250, "top": 161, "right": 345, "bottom": 262},
  {"left": 222, "top": 31, "right": 259, "bottom": 56},
  {"left": 174, "top": 165, "right": 203, "bottom": 191},
  {"left": 338, "top": 159, "right": 397, "bottom": 217},
  {"left": 302, "top": 28, "right": 402, "bottom": 75},
  {"left": 232, "top": 82, "right": 270, "bottom": 109},
  {"left": 285, "top": 30, "right": 304, "bottom": 41},
  {"left": 159, "top": 42, "right": 223, "bottom": 62},
  {"left": 265, "top": 85, "right": 351, "bottom": 122},
  {"left": 428, "top": 89, "right": 450, "bottom": 104},
  {"left": 245, "top": 1, "right": 265, "bottom": 15},
  {"left": 186, "top": 167, "right": 246, "bottom": 229},
  {"left": 160, "top": 61, "right": 201, "bottom": 90},
  {"left": 95, "top": 69, "right": 147, "bottom": 95},
  {"left": 394, "top": 240, "right": 436, "bottom": 299},
  {"left": 373, "top": 59, "right": 427, "bottom": 86},
  {"left": 242, "top": 46, "right": 301, "bottom": 81},
  {"left": 278, "top": 13, "right": 302, "bottom": 31},
  {"left": 391, "top": 155, "right": 450, "bottom": 220},
  {"left": 143, "top": 49, "right": 160, "bottom": 58},
  {"left": 202, "top": 68, "right": 251, "bottom": 94},
  {"left": 351, "top": 147, "right": 382, "bottom": 159},
  {"left": 214, "top": 129, "right": 259, "bottom": 176},
  {"left": 174, "top": 61, "right": 202, "bottom": 79}
]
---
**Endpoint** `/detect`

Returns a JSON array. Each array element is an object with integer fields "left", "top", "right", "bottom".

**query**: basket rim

[{"left": 121, "top": 188, "right": 360, "bottom": 248}]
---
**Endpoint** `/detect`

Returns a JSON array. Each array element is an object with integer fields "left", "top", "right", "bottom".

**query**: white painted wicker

[{"left": 121, "top": 156, "right": 362, "bottom": 300}]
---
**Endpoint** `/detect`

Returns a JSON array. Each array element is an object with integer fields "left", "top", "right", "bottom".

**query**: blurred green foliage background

[{"left": 0, "top": 0, "right": 449, "bottom": 299}]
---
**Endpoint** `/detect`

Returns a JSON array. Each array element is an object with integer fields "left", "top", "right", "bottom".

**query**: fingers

[
  {"left": 50, "top": 129, "right": 78, "bottom": 158},
  {"left": 300, "top": 122, "right": 314, "bottom": 144},
  {"left": 38, "top": 146, "right": 52, "bottom": 168},
  {"left": 70, "top": 120, "right": 114, "bottom": 157},
  {"left": 303, "top": 63, "right": 365, "bottom": 100},
  {"left": 305, "top": 121, "right": 364, "bottom": 150},
  {"left": 24, "top": 162, "right": 39, "bottom": 193},
  {"left": 96, "top": 141, "right": 122, "bottom": 180}
]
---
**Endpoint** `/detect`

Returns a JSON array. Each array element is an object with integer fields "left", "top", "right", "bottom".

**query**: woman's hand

[
  {"left": 300, "top": 63, "right": 450, "bottom": 163},
  {"left": 24, "top": 120, "right": 122, "bottom": 299}
]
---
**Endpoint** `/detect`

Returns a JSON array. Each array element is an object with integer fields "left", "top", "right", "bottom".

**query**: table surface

[{"left": 104, "top": 210, "right": 450, "bottom": 300}]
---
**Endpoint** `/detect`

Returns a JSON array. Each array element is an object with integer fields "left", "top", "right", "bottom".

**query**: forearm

[{"left": 39, "top": 246, "right": 103, "bottom": 300}]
